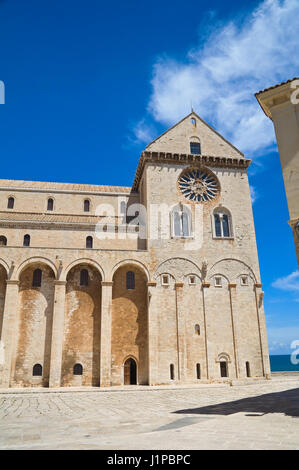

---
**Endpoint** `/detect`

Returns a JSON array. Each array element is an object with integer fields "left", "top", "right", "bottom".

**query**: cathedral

[{"left": 0, "top": 112, "right": 270, "bottom": 388}]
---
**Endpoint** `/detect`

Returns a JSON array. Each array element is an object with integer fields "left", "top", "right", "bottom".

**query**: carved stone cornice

[
  {"left": 255, "top": 78, "right": 299, "bottom": 119},
  {"left": 175, "top": 282, "right": 184, "bottom": 288},
  {"left": 228, "top": 283, "right": 237, "bottom": 289},
  {"left": 132, "top": 151, "right": 251, "bottom": 191},
  {"left": 202, "top": 282, "right": 210, "bottom": 288}
]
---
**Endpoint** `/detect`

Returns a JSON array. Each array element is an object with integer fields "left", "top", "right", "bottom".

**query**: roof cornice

[{"left": 132, "top": 151, "right": 251, "bottom": 191}]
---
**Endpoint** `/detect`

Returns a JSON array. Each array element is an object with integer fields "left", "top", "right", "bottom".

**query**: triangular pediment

[{"left": 146, "top": 112, "right": 244, "bottom": 157}]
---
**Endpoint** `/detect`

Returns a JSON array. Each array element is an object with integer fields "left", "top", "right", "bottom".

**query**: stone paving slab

[{"left": 0, "top": 374, "right": 299, "bottom": 450}]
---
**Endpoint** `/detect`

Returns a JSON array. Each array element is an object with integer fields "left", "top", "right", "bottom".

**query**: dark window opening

[
  {"left": 196, "top": 363, "right": 201, "bottom": 379},
  {"left": 220, "top": 361, "right": 228, "bottom": 378},
  {"left": 124, "top": 358, "right": 137, "bottom": 385},
  {"left": 214, "top": 214, "right": 221, "bottom": 237},
  {"left": 33, "top": 364, "right": 42, "bottom": 376},
  {"left": 47, "top": 198, "right": 54, "bottom": 211},
  {"left": 73, "top": 363, "right": 83, "bottom": 375},
  {"left": 0, "top": 236, "right": 7, "bottom": 246},
  {"left": 86, "top": 236, "right": 93, "bottom": 249},
  {"left": 195, "top": 324, "right": 200, "bottom": 335},
  {"left": 84, "top": 200, "right": 90, "bottom": 212},
  {"left": 32, "top": 269, "right": 42, "bottom": 287},
  {"left": 80, "top": 269, "right": 89, "bottom": 286},
  {"left": 170, "top": 364, "right": 175, "bottom": 380},
  {"left": 23, "top": 234, "right": 30, "bottom": 247},
  {"left": 222, "top": 214, "right": 230, "bottom": 237},
  {"left": 246, "top": 362, "right": 251, "bottom": 377},
  {"left": 7, "top": 197, "right": 14, "bottom": 209},
  {"left": 190, "top": 142, "right": 201, "bottom": 154},
  {"left": 126, "top": 271, "right": 135, "bottom": 290}
]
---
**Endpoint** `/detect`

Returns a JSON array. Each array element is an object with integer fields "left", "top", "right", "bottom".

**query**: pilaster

[
  {"left": 0, "top": 280, "right": 20, "bottom": 388},
  {"left": 49, "top": 280, "right": 67, "bottom": 388},
  {"left": 100, "top": 281, "right": 113, "bottom": 387}
]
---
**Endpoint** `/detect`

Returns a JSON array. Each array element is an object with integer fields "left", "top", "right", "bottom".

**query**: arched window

[
  {"left": 172, "top": 205, "right": 191, "bottom": 238},
  {"left": 220, "top": 361, "right": 228, "bottom": 378},
  {"left": 246, "top": 362, "right": 251, "bottom": 377},
  {"left": 195, "top": 324, "right": 200, "bottom": 335},
  {"left": 84, "top": 199, "right": 90, "bottom": 212},
  {"left": 80, "top": 269, "right": 89, "bottom": 286},
  {"left": 32, "top": 269, "right": 42, "bottom": 287},
  {"left": 23, "top": 234, "right": 30, "bottom": 247},
  {"left": 191, "top": 117, "right": 196, "bottom": 126},
  {"left": 0, "top": 236, "right": 7, "bottom": 246},
  {"left": 190, "top": 141, "right": 201, "bottom": 154},
  {"left": 213, "top": 209, "right": 232, "bottom": 238},
  {"left": 120, "top": 201, "right": 127, "bottom": 223},
  {"left": 86, "top": 236, "right": 93, "bottom": 249},
  {"left": 47, "top": 198, "right": 54, "bottom": 211},
  {"left": 33, "top": 364, "right": 42, "bottom": 376},
  {"left": 73, "top": 363, "right": 83, "bottom": 375},
  {"left": 126, "top": 271, "right": 135, "bottom": 290},
  {"left": 196, "top": 363, "right": 201, "bottom": 380},
  {"left": 7, "top": 197, "right": 14, "bottom": 209},
  {"left": 170, "top": 364, "right": 175, "bottom": 380}
]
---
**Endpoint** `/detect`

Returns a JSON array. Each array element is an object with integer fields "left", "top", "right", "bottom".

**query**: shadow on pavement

[{"left": 173, "top": 387, "right": 299, "bottom": 418}]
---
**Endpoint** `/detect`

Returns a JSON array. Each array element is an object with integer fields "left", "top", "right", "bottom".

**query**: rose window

[{"left": 178, "top": 168, "right": 219, "bottom": 202}]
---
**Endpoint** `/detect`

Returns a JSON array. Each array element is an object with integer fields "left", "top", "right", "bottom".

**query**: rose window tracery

[{"left": 178, "top": 168, "right": 219, "bottom": 202}]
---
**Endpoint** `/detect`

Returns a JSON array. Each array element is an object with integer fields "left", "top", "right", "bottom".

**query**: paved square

[{"left": 0, "top": 374, "right": 299, "bottom": 450}]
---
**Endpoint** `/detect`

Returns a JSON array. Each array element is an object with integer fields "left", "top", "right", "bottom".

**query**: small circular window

[{"left": 178, "top": 168, "right": 219, "bottom": 202}]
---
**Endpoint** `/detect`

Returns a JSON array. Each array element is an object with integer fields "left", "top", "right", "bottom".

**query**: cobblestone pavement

[{"left": 0, "top": 374, "right": 299, "bottom": 450}]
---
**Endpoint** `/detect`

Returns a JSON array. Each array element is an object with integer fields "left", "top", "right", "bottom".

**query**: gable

[{"left": 146, "top": 112, "right": 244, "bottom": 158}]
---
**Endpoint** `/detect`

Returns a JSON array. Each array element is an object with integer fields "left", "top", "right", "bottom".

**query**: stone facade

[
  {"left": 0, "top": 112, "right": 270, "bottom": 388},
  {"left": 255, "top": 79, "right": 299, "bottom": 267}
]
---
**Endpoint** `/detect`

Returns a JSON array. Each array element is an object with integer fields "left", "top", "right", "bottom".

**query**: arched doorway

[
  {"left": 62, "top": 263, "right": 102, "bottom": 387},
  {"left": 124, "top": 358, "right": 137, "bottom": 385},
  {"left": 13, "top": 262, "right": 56, "bottom": 387},
  {"left": 111, "top": 263, "right": 148, "bottom": 386}
]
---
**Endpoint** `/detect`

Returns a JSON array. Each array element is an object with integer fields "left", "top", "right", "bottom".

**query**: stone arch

[
  {"left": 216, "top": 352, "right": 231, "bottom": 363},
  {"left": 110, "top": 259, "right": 149, "bottom": 282},
  {"left": 62, "top": 258, "right": 105, "bottom": 282},
  {"left": 212, "top": 206, "right": 234, "bottom": 238},
  {"left": 111, "top": 262, "right": 148, "bottom": 385},
  {"left": 0, "top": 261, "right": 8, "bottom": 339},
  {"left": 158, "top": 272, "right": 176, "bottom": 287},
  {"left": 0, "top": 258, "right": 9, "bottom": 276},
  {"left": 15, "top": 257, "right": 58, "bottom": 281},
  {"left": 155, "top": 257, "right": 202, "bottom": 282},
  {"left": 61, "top": 262, "right": 102, "bottom": 387},
  {"left": 123, "top": 356, "right": 138, "bottom": 385},
  {"left": 183, "top": 272, "right": 201, "bottom": 284},
  {"left": 209, "top": 272, "right": 230, "bottom": 285},
  {"left": 208, "top": 258, "right": 258, "bottom": 283},
  {"left": 12, "top": 260, "right": 56, "bottom": 387}
]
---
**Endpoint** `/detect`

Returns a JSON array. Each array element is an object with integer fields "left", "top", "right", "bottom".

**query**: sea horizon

[{"left": 269, "top": 354, "right": 299, "bottom": 372}]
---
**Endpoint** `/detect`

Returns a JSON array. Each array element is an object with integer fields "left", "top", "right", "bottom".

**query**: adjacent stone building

[
  {"left": 0, "top": 112, "right": 270, "bottom": 388},
  {"left": 255, "top": 78, "right": 299, "bottom": 267}
]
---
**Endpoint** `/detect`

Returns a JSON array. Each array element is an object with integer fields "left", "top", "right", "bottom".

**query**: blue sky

[{"left": 0, "top": 0, "right": 298, "bottom": 354}]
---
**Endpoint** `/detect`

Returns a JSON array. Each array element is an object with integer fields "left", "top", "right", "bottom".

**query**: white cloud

[
  {"left": 267, "top": 326, "right": 299, "bottom": 354},
  {"left": 138, "top": 0, "right": 299, "bottom": 156},
  {"left": 272, "top": 271, "right": 299, "bottom": 292},
  {"left": 272, "top": 271, "right": 299, "bottom": 302},
  {"left": 249, "top": 185, "right": 259, "bottom": 204},
  {"left": 132, "top": 119, "right": 155, "bottom": 145}
]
